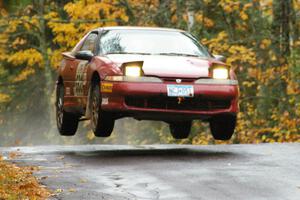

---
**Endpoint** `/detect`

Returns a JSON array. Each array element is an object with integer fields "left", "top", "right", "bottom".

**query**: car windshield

[{"left": 99, "top": 29, "right": 211, "bottom": 58}]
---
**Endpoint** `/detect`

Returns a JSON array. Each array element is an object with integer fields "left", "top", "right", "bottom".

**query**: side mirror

[
  {"left": 213, "top": 54, "right": 226, "bottom": 62},
  {"left": 75, "top": 50, "right": 94, "bottom": 61}
]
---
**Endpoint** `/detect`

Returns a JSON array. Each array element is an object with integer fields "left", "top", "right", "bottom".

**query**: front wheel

[
  {"left": 209, "top": 115, "right": 236, "bottom": 140},
  {"left": 56, "top": 84, "right": 79, "bottom": 136},
  {"left": 90, "top": 83, "right": 115, "bottom": 137},
  {"left": 169, "top": 121, "right": 192, "bottom": 139}
]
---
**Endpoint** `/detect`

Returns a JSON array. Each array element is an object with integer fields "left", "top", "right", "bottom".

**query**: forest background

[{"left": 0, "top": 0, "right": 299, "bottom": 146}]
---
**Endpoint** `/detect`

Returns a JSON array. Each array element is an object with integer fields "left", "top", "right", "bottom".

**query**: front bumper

[{"left": 101, "top": 78, "right": 239, "bottom": 120}]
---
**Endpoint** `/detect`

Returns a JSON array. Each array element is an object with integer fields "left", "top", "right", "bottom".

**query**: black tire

[
  {"left": 90, "top": 83, "right": 115, "bottom": 137},
  {"left": 169, "top": 121, "right": 192, "bottom": 139},
  {"left": 209, "top": 115, "right": 236, "bottom": 140},
  {"left": 56, "top": 83, "right": 79, "bottom": 136}
]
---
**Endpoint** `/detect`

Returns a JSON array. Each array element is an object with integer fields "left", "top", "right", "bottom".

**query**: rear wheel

[
  {"left": 209, "top": 115, "right": 236, "bottom": 140},
  {"left": 56, "top": 83, "right": 79, "bottom": 136},
  {"left": 169, "top": 121, "right": 192, "bottom": 139},
  {"left": 90, "top": 83, "right": 115, "bottom": 137}
]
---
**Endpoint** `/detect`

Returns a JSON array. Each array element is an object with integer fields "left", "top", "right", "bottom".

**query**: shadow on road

[{"left": 60, "top": 147, "right": 239, "bottom": 163}]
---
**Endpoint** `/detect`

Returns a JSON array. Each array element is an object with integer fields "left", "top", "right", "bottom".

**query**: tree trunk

[
  {"left": 272, "top": 0, "right": 291, "bottom": 60},
  {"left": 281, "top": 0, "right": 291, "bottom": 57},
  {"left": 38, "top": 0, "right": 54, "bottom": 132},
  {"left": 290, "top": 0, "right": 299, "bottom": 42},
  {"left": 186, "top": 1, "right": 194, "bottom": 32}
]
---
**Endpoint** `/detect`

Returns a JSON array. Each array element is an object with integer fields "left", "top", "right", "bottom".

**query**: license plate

[{"left": 167, "top": 85, "right": 194, "bottom": 97}]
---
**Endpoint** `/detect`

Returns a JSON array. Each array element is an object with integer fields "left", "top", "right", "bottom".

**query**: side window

[{"left": 80, "top": 33, "right": 98, "bottom": 53}]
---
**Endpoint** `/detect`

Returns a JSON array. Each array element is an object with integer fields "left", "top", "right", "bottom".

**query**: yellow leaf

[
  {"left": 55, "top": 188, "right": 63, "bottom": 193},
  {"left": 13, "top": 68, "right": 35, "bottom": 82},
  {"left": 0, "top": 93, "right": 10, "bottom": 103},
  {"left": 86, "top": 131, "right": 95, "bottom": 140},
  {"left": 69, "top": 188, "right": 76, "bottom": 192},
  {"left": 240, "top": 12, "right": 248, "bottom": 20},
  {"left": 244, "top": 3, "right": 252, "bottom": 10}
]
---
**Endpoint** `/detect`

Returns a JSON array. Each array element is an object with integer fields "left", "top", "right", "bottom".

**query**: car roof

[{"left": 94, "top": 26, "right": 186, "bottom": 33}]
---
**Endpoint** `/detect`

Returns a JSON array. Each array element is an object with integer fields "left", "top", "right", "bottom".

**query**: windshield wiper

[
  {"left": 156, "top": 53, "right": 199, "bottom": 57},
  {"left": 106, "top": 52, "right": 200, "bottom": 57},
  {"left": 106, "top": 52, "right": 152, "bottom": 55}
]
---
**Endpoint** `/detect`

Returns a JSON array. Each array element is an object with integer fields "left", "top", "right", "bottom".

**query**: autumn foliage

[
  {"left": 0, "top": 0, "right": 299, "bottom": 145},
  {"left": 0, "top": 154, "right": 50, "bottom": 199}
]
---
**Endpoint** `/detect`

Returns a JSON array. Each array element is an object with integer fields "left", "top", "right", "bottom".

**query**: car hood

[{"left": 105, "top": 54, "right": 214, "bottom": 78}]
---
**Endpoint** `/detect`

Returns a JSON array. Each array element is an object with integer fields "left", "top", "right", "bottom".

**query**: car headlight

[
  {"left": 125, "top": 65, "right": 142, "bottom": 77},
  {"left": 212, "top": 67, "right": 229, "bottom": 79}
]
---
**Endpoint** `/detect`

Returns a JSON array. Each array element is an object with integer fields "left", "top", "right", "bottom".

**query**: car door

[
  {"left": 73, "top": 32, "right": 98, "bottom": 99},
  {"left": 60, "top": 31, "right": 98, "bottom": 110}
]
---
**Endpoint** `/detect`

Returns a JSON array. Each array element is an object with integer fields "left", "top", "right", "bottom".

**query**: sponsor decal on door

[{"left": 74, "top": 61, "right": 88, "bottom": 96}]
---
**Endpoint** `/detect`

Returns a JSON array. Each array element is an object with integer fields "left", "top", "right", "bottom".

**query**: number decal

[{"left": 74, "top": 61, "right": 88, "bottom": 96}]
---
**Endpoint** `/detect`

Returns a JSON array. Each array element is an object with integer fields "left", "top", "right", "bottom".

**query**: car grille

[{"left": 125, "top": 96, "right": 231, "bottom": 111}]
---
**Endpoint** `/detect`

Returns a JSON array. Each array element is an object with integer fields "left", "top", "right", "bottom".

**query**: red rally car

[{"left": 55, "top": 27, "right": 239, "bottom": 140}]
